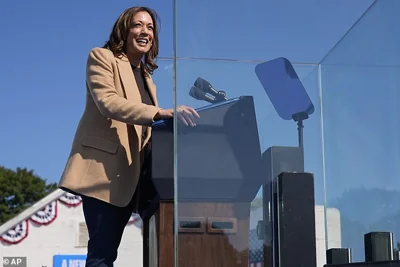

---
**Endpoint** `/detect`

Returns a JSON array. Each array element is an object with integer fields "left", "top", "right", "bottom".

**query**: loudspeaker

[
  {"left": 364, "top": 232, "right": 394, "bottom": 262},
  {"left": 273, "top": 172, "right": 317, "bottom": 267},
  {"left": 261, "top": 146, "right": 305, "bottom": 266},
  {"left": 327, "top": 248, "right": 352, "bottom": 264}
]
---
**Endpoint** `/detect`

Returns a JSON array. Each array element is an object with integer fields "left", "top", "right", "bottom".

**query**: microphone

[
  {"left": 189, "top": 86, "right": 216, "bottom": 103},
  {"left": 194, "top": 77, "right": 228, "bottom": 102}
]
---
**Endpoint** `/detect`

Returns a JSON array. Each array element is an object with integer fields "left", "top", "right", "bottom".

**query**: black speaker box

[
  {"left": 272, "top": 172, "right": 317, "bottom": 267},
  {"left": 365, "top": 232, "right": 394, "bottom": 262},
  {"left": 327, "top": 248, "right": 352, "bottom": 264},
  {"left": 261, "top": 146, "right": 305, "bottom": 266}
]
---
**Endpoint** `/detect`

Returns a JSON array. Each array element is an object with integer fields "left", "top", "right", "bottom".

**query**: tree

[{"left": 0, "top": 166, "right": 58, "bottom": 225}]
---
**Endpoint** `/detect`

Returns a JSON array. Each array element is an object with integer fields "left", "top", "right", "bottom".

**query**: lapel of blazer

[
  {"left": 115, "top": 54, "right": 139, "bottom": 101},
  {"left": 114, "top": 54, "right": 159, "bottom": 149},
  {"left": 141, "top": 64, "right": 158, "bottom": 147},
  {"left": 115, "top": 54, "right": 142, "bottom": 147},
  {"left": 115, "top": 55, "right": 158, "bottom": 107}
]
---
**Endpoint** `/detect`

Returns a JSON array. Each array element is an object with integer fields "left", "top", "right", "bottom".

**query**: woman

[{"left": 58, "top": 6, "right": 199, "bottom": 266}]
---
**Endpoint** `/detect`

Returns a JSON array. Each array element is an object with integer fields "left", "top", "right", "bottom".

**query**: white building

[
  {"left": 0, "top": 189, "right": 144, "bottom": 267},
  {"left": 0, "top": 189, "right": 341, "bottom": 267}
]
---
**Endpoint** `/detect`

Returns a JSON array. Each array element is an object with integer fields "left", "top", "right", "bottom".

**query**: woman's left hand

[{"left": 176, "top": 105, "right": 200, "bottom": 126}]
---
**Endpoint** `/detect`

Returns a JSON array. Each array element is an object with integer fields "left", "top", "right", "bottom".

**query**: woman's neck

[{"left": 127, "top": 53, "right": 142, "bottom": 68}]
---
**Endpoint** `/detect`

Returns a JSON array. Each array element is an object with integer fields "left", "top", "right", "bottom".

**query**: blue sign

[{"left": 53, "top": 255, "right": 86, "bottom": 267}]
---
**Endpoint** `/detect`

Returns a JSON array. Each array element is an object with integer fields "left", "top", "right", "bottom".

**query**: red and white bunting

[
  {"left": 0, "top": 192, "right": 141, "bottom": 245},
  {"left": 0, "top": 220, "right": 29, "bottom": 245},
  {"left": 30, "top": 201, "right": 57, "bottom": 225},
  {"left": 59, "top": 192, "right": 82, "bottom": 207}
]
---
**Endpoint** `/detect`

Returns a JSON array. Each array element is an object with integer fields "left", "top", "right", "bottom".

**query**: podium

[{"left": 144, "top": 96, "right": 264, "bottom": 267}]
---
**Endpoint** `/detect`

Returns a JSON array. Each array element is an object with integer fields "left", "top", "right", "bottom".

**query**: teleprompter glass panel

[{"left": 320, "top": 0, "right": 400, "bottom": 263}]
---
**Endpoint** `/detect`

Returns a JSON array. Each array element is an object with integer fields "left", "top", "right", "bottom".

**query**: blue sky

[{"left": 0, "top": 0, "right": 377, "bottom": 206}]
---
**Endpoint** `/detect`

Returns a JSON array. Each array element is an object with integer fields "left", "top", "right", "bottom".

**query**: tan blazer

[{"left": 58, "top": 47, "right": 161, "bottom": 207}]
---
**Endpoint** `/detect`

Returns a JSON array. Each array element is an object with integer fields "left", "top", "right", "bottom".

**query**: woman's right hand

[{"left": 156, "top": 105, "right": 200, "bottom": 126}]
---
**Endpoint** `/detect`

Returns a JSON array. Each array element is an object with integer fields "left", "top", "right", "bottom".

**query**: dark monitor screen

[{"left": 255, "top": 57, "right": 314, "bottom": 120}]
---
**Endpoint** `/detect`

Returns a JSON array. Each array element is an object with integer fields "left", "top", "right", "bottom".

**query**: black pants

[
  {"left": 81, "top": 146, "right": 158, "bottom": 267},
  {"left": 81, "top": 194, "right": 135, "bottom": 267}
]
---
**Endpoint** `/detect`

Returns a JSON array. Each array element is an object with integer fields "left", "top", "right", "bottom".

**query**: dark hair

[{"left": 103, "top": 6, "right": 160, "bottom": 75}]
